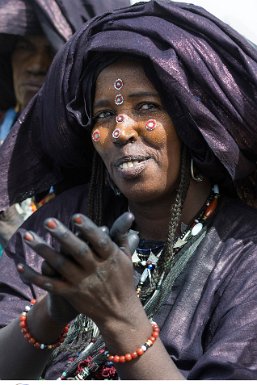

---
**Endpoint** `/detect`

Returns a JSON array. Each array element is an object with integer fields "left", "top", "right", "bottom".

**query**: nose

[
  {"left": 26, "top": 49, "right": 52, "bottom": 76},
  {"left": 112, "top": 114, "right": 139, "bottom": 145}
]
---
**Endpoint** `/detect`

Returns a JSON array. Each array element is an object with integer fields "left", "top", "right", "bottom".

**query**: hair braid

[
  {"left": 164, "top": 145, "right": 191, "bottom": 268},
  {"left": 87, "top": 152, "right": 105, "bottom": 225},
  {"left": 140, "top": 146, "right": 191, "bottom": 301}
]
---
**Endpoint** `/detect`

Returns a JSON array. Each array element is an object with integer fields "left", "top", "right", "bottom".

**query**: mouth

[
  {"left": 114, "top": 156, "right": 151, "bottom": 178},
  {"left": 23, "top": 83, "right": 42, "bottom": 90}
]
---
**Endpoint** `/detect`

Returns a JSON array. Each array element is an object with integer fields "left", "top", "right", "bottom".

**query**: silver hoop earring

[{"left": 190, "top": 159, "right": 204, "bottom": 182}]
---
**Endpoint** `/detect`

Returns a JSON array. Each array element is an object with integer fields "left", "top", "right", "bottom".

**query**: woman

[{"left": 0, "top": 0, "right": 257, "bottom": 380}]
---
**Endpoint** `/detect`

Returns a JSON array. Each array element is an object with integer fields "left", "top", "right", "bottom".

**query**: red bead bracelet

[
  {"left": 107, "top": 321, "right": 159, "bottom": 363},
  {"left": 19, "top": 299, "right": 69, "bottom": 350}
]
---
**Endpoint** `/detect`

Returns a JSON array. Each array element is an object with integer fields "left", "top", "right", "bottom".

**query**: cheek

[
  {"left": 142, "top": 114, "right": 176, "bottom": 146},
  {"left": 145, "top": 129, "right": 167, "bottom": 145},
  {"left": 91, "top": 128, "right": 111, "bottom": 156},
  {"left": 91, "top": 129, "right": 101, "bottom": 143},
  {"left": 12, "top": 52, "right": 26, "bottom": 73},
  {"left": 11, "top": 60, "right": 19, "bottom": 83},
  {"left": 142, "top": 121, "right": 169, "bottom": 147}
]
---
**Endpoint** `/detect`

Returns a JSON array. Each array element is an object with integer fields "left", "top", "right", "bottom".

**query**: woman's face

[{"left": 92, "top": 59, "right": 181, "bottom": 204}]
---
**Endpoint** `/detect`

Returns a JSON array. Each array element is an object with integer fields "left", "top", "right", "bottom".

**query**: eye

[
  {"left": 137, "top": 102, "right": 159, "bottom": 112},
  {"left": 93, "top": 110, "right": 114, "bottom": 121},
  {"left": 15, "top": 40, "right": 34, "bottom": 52}
]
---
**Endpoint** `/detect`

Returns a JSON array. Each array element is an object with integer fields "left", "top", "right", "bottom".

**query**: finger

[
  {"left": 17, "top": 262, "right": 72, "bottom": 295},
  {"left": 100, "top": 225, "right": 109, "bottom": 235},
  {"left": 127, "top": 231, "right": 139, "bottom": 255},
  {"left": 23, "top": 231, "right": 91, "bottom": 282},
  {"left": 110, "top": 212, "right": 136, "bottom": 255},
  {"left": 109, "top": 212, "right": 134, "bottom": 240},
  {"left": 41, "top": 261, "right": 58, "bottom": 277},
  {"left": 72, "top": 214, "right": 116, "bottom": 260},
  {"left": 43, "top": 218, "right": 96, "bottom": 268},
  {"left": 74, "top": 225, "right": 109, "bottom": 239}
]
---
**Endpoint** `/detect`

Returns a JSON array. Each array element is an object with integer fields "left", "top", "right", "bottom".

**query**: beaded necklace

[
  {"left": 133, "top": 184, "right": 219, "bottom": 297},
  {"left": 57, "top": 184, "right": 219, "bottom": 380}
]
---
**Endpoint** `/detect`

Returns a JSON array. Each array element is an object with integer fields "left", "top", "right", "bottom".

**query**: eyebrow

[
  {"left": 93, "top": 99, "right": 111, "bottom": 109},
  {"left": 93, "top": 91, "right": 159, "bottom": 109},
  {"left": 127, "top": 91, "right": 159, "bottom": 99}
]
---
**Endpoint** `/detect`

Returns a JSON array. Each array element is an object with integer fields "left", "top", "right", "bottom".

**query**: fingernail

[
  {"left": 17, "top": 263, "right": 24, "bottom": 273},
  {"left": 73, "top": 214, "right": 83, "bottom": 225},
  {"left": 24, "top": 231, "right": 34, "bottom": 242},
  {"left": 45, "top": 218, "right": 58, "bottom": 230},
  {"left": 100, "top": 226, "right": 109, "bottom": 234}
]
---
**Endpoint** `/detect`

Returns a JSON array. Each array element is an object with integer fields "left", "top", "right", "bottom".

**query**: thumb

[{"left": 110, "top": 212, "right": 138, "bottom": 255}]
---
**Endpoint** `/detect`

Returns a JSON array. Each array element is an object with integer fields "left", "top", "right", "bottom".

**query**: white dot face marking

[
  {"left": 145, "top": 119, "right": 157, "bottom": 131},
  {"left": 116, "top": 114, "right": 125, "bottom": 123},
  {"left": 92, "top": 129, "right": 101, "bottom": 142},
  {"left": 114, "top": 78, "right": 124, "bottom": 91},
  {"left": 115, "top": 94, "right": 124, "bottom": 105},
  {"left": 112, "top": 128, "right": 121, "bottom": 140}
]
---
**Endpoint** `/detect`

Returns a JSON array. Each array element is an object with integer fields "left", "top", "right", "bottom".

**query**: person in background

[
  {"left": 0, "top": 0, "right": 131, "bottom": 251},
  {"left": 0, "top": 0, "right": 257, "bottom": 379}
]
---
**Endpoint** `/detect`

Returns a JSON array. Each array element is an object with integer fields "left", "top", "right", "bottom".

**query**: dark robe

[{"left": 0, "top": 184, "right": 257, "bottom": 379}]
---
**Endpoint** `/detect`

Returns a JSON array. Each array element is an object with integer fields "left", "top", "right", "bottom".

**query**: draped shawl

[{"left": 1, "top": 0, "right": 257, "bottom": 209}]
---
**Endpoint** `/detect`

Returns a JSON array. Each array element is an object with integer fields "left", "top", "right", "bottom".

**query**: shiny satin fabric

[{"left": 1, "top": 0, "right": 257, "bottom": 209}]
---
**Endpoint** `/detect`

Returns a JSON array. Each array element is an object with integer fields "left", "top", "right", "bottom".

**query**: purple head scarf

[{"left": 0, "top": 0, "right": 257, "bottom": 209}]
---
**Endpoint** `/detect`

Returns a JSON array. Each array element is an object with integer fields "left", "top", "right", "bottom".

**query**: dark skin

[
  {"left": 11, "top": 35, "right": 54, "bottom": 110},
  {"left": 0, "top": 60, "right": 211, "bottom": 379}
]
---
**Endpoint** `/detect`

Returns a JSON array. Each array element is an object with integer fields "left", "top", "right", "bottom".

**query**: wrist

[
  {"left": 26, "top": 296, "right": 68, "bottom": 344},
  {"left": 99, "top": 303, "right": 153, "bottom": 356},
  {"left": 107, "top": 321, "right": 160, "bottom": 363}
]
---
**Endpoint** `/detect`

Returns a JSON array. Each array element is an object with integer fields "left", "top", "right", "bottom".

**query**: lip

[
  {"left": 113, "top": 155, "right": 151, "bottom": 179},
  {"left": 114, "top": 155, "right": 151, "bottom": 167},
  {"left": 22, "top": 83, "right": 42, "bottom": 90}
]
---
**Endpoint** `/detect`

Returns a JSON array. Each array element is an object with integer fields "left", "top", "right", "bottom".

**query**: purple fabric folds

[{"left": 1, "top": 0, "right": 257, "bottom": 209}]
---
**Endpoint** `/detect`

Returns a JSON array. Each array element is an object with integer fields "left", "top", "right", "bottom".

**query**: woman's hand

[
  {"left": 40, "top": 261, "right": 78, "bottom": 324},
  {"left": 17, "top": 212, "right": 139, "bottom": 327}
]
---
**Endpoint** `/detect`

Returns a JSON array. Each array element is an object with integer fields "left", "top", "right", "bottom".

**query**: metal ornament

[
  {"left": 112, "top": 128, "right": 121, "bottom": 140},
  {"left": 115, "top": 94, "right": 124, "bottom": 105},
  {"left": 114, "top": 78, "right": 124, "bottom": 91},
  {"left": 91, "top": 129, "right": 101, "bottom": 142},
  {"left": 190, "top": 159, "right": 204, "bottom": 182},
  {"left": 145, "top": 119, "right": 157, "bottom": 131}
]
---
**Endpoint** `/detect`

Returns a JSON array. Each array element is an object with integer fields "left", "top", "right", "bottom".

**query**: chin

[
  {"left": 22, "top": 90, "right": 40, "bottom": 108},
  {"left": 121, "top": 186, "right": 163, "bottom": 203}
]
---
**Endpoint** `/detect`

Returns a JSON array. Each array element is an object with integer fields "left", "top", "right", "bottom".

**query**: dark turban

[{"left": 1, "top": 0, "right": 257, "bottom": 209}]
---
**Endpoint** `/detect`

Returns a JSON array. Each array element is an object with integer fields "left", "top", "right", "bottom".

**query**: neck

[{"left": 128, "top": 179, "right": 212, "bottom": 241}]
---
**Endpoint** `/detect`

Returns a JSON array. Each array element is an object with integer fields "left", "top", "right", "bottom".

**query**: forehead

[
  {"left": 95, "top": 59, "right": 155, "bottom": 94},
  {"left": 16, "top": 34, "right": 51, "bottom": 48}
]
